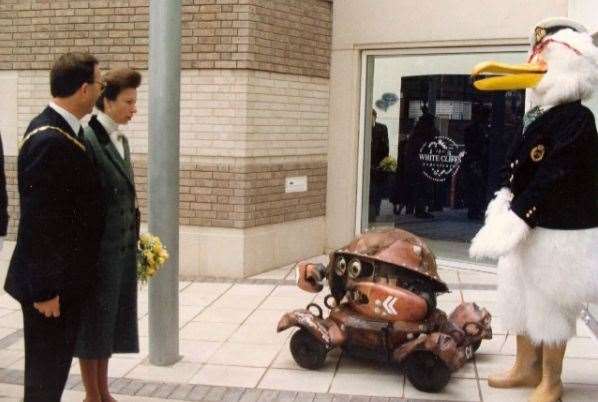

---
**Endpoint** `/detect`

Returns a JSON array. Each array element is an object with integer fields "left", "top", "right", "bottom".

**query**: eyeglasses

[
  {"left": 90, "top": 80, "right": 106, "bottom": 91},
  {"left": 527, "top": 38, "right": 582, "bottom": 63}
]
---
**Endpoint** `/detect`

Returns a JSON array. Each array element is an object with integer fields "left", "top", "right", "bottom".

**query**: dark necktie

[{"left": 77, "top": 127, "right": 84, "bottom": 141}]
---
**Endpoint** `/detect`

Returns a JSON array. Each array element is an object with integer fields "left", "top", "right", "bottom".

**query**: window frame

[{"left": 355, "top": 44, "right": 530, "bottom": 236}]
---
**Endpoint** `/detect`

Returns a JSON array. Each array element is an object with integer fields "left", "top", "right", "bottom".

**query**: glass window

[{"left": 362, "top": 51, "right": 527, "bottom": 261}]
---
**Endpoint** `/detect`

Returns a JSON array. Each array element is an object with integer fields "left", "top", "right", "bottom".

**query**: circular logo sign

[{"left": 418, "top": 136, "right": 464, "bottom": 182}]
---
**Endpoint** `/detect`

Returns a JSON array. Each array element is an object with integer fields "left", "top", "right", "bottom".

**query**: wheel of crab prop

[
  {"left": 403, "top": 350, "right": 451, "bottom": 393},
  {"left": 290, "top": 328, "right": 327, "bottom": 370},
  {"left": 306, "top": 303, "right": 323, "bottom": 318}
]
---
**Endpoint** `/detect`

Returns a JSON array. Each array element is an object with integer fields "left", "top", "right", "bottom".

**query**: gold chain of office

[{"left": 19, "top": 125, "right": 86, "bottom": 152}]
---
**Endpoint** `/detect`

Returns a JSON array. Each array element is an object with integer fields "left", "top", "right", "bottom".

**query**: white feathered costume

[
  {"left": 469, "top": 17, "right": 598, "bottom": 402},
  {"left": 471, "top": 18, "right": 598, "bottom": 345}
]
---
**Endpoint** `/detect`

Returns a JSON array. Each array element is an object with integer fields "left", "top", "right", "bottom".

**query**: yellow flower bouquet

[
  {"left": 137, "top": 233, "right": 169, "bottom": 284},
  {"left": 379, "top": 156, "right": 397, "bottom": 172}
]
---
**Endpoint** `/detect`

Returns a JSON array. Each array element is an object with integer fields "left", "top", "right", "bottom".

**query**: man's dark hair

[
  {"left": 50, "top": 52, "right": 98, "bottom": 98},
  {"left": 95, "top": 68, "right": 142, "bottom": 111}
]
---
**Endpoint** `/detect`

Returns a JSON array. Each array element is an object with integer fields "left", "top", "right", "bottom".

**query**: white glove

[
  {"left": 469, "top": 209, "right": 529, "bottom": 259},
  {"left": 484, "top": 188, "right": 513, "bottom": 221}
]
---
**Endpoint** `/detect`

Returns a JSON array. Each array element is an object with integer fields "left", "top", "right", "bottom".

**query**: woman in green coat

[{"left": 76, "top": 68, "right": 141, "bottom": 402}]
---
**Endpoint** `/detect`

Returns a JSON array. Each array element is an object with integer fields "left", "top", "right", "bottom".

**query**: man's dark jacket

[
  {"left": 0, "top": 133, "right": 8, "bottom": 236},
  {"left": 501, "top": 101, "right": 598, "bottom": 229},
  {"left": 371, "top": 122, "right": 389, "bottom": 169},
  {"left": 4, "top": 106, "right": 103, "bottom": 303}
]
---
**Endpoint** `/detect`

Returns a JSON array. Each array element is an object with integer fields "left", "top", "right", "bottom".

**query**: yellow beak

[{"left": 471, "top": 61, "right": 547, "bottom": 91}]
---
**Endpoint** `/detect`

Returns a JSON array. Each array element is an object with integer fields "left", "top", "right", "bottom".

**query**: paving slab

[{"left": 0, "top": 252, "right": 596, "bottom": 402}]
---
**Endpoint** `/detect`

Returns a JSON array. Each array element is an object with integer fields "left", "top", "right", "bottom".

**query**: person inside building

[
  {"left": 404, "top": 106, "right": 437, "bottom": 219},
  {"left": 369, "top": 109, "right": 389, "bottom": 221},
  {"left": 462, "top": 103, "right": 490, "bottom": 220},
  {"left": 76, "top": 68, "right": 142, "bottom": 402},
  {"left": 391, "top": 131, "right": 411, "bottom": 216}
]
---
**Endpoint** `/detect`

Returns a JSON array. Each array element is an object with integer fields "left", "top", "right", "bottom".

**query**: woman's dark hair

[
  {"left": 50, "top": 52, "right": 98, "bottom": 98},
  {"left": 95, "top": 68, "right": 142, "bottom": 111}
]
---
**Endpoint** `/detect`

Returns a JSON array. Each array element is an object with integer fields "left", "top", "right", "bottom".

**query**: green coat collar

[{"left": 87, "top": 115, "right": 135, "bottom": 189}]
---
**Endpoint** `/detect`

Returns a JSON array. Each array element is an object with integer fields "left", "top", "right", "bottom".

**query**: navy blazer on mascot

[{"left": 470, "top": 18, "right": 598, "bottom": 402}]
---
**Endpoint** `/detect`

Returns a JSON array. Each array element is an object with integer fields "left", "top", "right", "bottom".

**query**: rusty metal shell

[
  {"left": 334, "top": 228, "right": 447, "bottom": 291},
  {"left": 448, "top": 302, "right": 493, "bottom": 341},
  {"left": 277, "top": 309, "right": 346, "bottom": 347},
  {"left": 349, "top": 281, "right": 429, "bottom": 322},
  {"left": 393, "top": 332, "right": 465, "bottom": 371},
  {"left": 295, "top": 262, "right": 326, "bottom": 293}
]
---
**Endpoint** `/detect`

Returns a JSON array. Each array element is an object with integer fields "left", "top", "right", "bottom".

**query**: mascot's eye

[
  {"left": 335, "top": 257, "right": 347, "bottom": 276},
  {"left": 348, "top": 258, "right": 362, "bottom": 279}
]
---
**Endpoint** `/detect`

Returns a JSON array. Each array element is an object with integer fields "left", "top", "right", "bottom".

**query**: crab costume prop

[
  {"left": 470, "top": 18, "right": 598, "bottom": 402},
  {"left": 277, "top": 228, "right": 492, "bottom": 393}
]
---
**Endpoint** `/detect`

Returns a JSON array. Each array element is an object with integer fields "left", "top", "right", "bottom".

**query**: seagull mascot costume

[{"left": 470, "top": 18, "right": 598, "bottom": 402}]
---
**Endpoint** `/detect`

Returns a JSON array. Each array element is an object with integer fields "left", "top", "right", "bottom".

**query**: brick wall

[
  {"left": 244, "top": 70, "right": 329, "bottom": 157},
  {"left": 4, "top": 156, "right": 326, "bottom": 238},
  {"left": 4, "top": 68, "right": 329, "bottom": 239},
  {"left": 2, "top": 0, "right": 332, "bottom": 239},
  {"left": 0, "top": 0, "right": 332, "bottom": 78},
  {"left": 14, "top": 69, "right": 329, "bottom": 158},
  {"left": 249, "top": 0, "right": 331, "bottom": 77},
  {"left": 133, "top": 158, "right": 327, "bottom": 229}
]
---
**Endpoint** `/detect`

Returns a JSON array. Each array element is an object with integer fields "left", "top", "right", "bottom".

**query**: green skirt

[{"left": 74, "top": 248, "right": 139, "bottom": 359}]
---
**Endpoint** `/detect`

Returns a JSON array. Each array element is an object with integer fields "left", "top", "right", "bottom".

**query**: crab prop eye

[
  {"left": 335, "top": 257, "right": 347, "bottom": 276},
  {"left": 412, "top": 245, "right": 422, "bottom": 257},
  {"left": 348, "top": 258, "right": 362, "bottom": 279}
]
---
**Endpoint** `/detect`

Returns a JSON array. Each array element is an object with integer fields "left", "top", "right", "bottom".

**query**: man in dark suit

[
  {"left": 405, "top": 109, "right": 437, "bottom": 219},
  {"left": 370, "top": 109, "right": 389, "bottom": 221},
  {"left": 0, "top": 132, "right": 8, "bottom": 244},
  {"left": 3, "top": 53, "right": 104, "bottom": 402},
  {"left": 462, "top": 104, "right": 490, "bottom": 220}
]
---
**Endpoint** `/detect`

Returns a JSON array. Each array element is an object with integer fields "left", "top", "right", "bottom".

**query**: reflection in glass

[
  {"left": 368, "top": 74, "right": 524, "bottom": 247},
  {"left": 369, "top": 109, "right": 390, "bottom": 222}
]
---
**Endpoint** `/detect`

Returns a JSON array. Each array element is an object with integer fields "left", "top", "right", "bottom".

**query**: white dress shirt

[
  {"left": 48, "top": 101, "right": 81, "bottom": 136},
  {"left": 96, "top": 110, "right": 125, "bottom": 159}
]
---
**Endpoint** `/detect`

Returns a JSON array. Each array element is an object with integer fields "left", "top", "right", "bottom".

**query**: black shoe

[{"left": 415, "top": 211, "right": 434, "bottom": 219}]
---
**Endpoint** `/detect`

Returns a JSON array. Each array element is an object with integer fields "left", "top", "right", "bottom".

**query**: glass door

[{"left": 360, "top": 51, "right": 527, "bottom": 261}]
